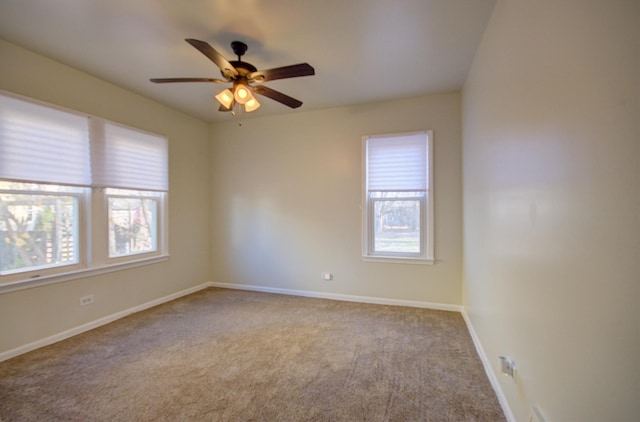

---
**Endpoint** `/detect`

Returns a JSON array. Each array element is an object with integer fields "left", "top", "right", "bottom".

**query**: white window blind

[
  {"left": 366, "top": 132, "right": 428, "bottom": 192},
  {"left": 92, "top": 120, "right": 168, "bottom": 192},
  {"left": 0, "top": 94, "right": 91, "bottom": 186}
]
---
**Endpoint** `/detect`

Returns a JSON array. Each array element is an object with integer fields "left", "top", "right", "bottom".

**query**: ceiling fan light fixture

[
  {"left": 244, "top": 97, "right": 261, "bottom": 112},
  {"left": 215, "top": 88, "right": 234, "bottom": 109},
  {"left": 234, "top": 83, "right": 252, "bottom": 104},
  {"left": 151, "top": 39, "right": 314, "bottom": 113}
]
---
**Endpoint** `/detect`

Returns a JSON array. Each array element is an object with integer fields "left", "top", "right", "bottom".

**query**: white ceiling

[{"left": 0, "top": 0, "right": 496, "bottom": 122}]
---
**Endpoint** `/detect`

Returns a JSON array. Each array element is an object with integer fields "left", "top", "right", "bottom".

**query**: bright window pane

[
  {"left": 0, "top": 189, "right": 79, "bottom": 274},
  {"left": 108, "top": 195, "right": 157, "bottom": 257},
  {"left": 373, "top": 199, "right": 421, "bottom": 253}
]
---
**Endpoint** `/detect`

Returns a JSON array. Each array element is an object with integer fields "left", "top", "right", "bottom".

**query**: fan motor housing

[
  {"left": 229, "top": 61, "right": 257, "bottom": 75},
  {"left": 225, "top": 41, "right": 257, "bottom": 78}
]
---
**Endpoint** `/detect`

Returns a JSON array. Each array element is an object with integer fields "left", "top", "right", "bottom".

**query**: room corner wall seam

[{"left": 461, "top": 308, "right": 516, "bottom": 422}]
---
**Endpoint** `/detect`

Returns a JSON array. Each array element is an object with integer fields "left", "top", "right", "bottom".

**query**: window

[
  {"left": 0, "top": 183, "right": 86, "bottom": 276},
  {"left": 0, "top": 91, "right": 168, "bottom": 286},
  {"left": 362, "top": 131, "right": 433, "bottom": 263},
  {"left": 106, "top": 188, "right": 159, "bottom": 258}
]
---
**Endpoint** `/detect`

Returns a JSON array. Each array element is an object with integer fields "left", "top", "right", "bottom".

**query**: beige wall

[
  {"left": 210, "top": 93, "right": 463, "bottom": 305},
  {"left": 0, "top": 40, "right": 212, "bottom": 354},
  {"left": 462, "top": 1, "right": 640, "bottom": 421}
]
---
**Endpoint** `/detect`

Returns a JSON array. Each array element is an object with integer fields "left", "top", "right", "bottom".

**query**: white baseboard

[
  {"left": 461, "top": 309, "right": 516, "bottom": 422},
  {"left": 0, "top": 282, "right": 212, "bottom": 363},
  {"left": 208, "top": 281, "right": 463, "bottom": 312}
]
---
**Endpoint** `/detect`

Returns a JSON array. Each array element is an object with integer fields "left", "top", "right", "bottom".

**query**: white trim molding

[
  {"left": 208, "top": 281, "right": 462, "bottom": 312},
  {"left": 1, "top": 278, "right": 512, "bottom": 422},
  {"left": 1, "top": 281, "right": 461, "bottom": 363},
  {"left": 461, "top": 309, "right": 516, "bottom": 422},
  {"left": 0, "top": 282, "right": 210, "bottom": 363}
]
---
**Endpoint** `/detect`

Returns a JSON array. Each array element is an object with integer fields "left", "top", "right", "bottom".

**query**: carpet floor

[{"left": 0, "top": 288, "right": 506, "bottom": 421}]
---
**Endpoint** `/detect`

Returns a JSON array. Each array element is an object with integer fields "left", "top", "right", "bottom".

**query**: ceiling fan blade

[
  {"left": 150, "top": 77, "right": 227, "bottom": 83},
  {"left": 249, "top": 63, "right": 315, "bottom": 83},
  {"left": 252, "top": 85, "right": 303, "bottom": 108},
  {"left": 185, "top": 38, "right": 238, "bottom": 79}
]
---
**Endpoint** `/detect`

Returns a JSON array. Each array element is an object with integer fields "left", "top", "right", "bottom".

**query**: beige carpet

[{"left": 0, "top": 288, "right": 505, "bottom": 421}]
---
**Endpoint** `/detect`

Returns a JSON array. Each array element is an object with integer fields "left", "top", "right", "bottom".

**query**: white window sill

[
  {"left": 0, "top": 255, "right": 169, "bottom": 295},
  {"left": 362, "top": 255, "right": 434, "bottom": 265}
]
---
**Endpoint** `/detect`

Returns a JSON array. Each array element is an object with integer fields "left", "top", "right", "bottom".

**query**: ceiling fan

[{"left": 150, "top": 39, "right": 315, "bottom": 114}]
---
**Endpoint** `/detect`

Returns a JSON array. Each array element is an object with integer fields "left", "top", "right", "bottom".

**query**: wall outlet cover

[
  {"left": 499, "top": 356, "right": 516, "bottom": 380},
  {"left": 529, "top": 406, "right": 546, "bottom": 422}
]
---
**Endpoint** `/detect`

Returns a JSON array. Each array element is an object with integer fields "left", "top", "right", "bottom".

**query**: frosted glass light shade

[
  {"left": 234, "top": 83, "right": 252, "bottom": 104},
  {"left": 244, "top": 97, "right": 261, "bottom": 112},
  {"left": 215, "top": 89, "right": 234, "bottom": 109}
]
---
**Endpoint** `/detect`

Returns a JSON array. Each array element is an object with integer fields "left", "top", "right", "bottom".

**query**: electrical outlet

[
  {"left": 499, "top": 356, "right": 516, "bottom": 380},
  {"left": 529, "top": 406, "right": 546, "bottom": 422},
  {"left": 321, "top": 272, "right": 333, "bottom": 281},
  {"left": 80, "top": 294, "right": 94, "bottom": 306}
]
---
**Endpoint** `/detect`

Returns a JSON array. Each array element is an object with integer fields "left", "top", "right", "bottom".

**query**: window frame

[
  {"left": 361, "top": 130, "right": 434, "bottom": 265},
  {"left": 0, "top": 90, "right": 169, "bottom": 293}
]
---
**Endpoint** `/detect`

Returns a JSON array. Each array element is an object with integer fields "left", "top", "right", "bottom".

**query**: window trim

[
  {"left": 361, "top": 130, "right": 434, "bottom": 265},
  {"left": 0, "top": 254, "right": 169, "bottom": 294}
]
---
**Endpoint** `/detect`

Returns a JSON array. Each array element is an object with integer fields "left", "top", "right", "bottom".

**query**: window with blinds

[
  {"left": 362, "top": 131, "right": 434, "bottom": 263},
  {"left": 0, "top": 91, "right": 168, "bottom": 283}
]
